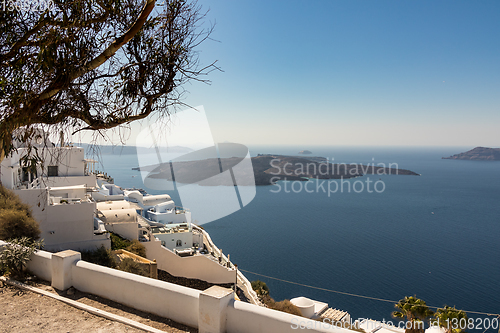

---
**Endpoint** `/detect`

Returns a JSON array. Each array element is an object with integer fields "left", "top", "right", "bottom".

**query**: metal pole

[{"left": 234, "top": 264, "right": 238, "bottom": 294}]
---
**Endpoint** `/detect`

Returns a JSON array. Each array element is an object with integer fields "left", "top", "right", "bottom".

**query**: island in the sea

[
  {"left": 298, "top": 150, "right": 312, "bottom": 155},
  {"left": 134, "top": 154, "right": 419, "bottom": 186},
  {"left": 443, "top": 147, "right": 500, "bottom": 161}
]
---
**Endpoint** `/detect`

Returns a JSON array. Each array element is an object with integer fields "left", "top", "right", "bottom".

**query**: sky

[{"left": 84, "top": 0, "right": 500, "bottom": 148}]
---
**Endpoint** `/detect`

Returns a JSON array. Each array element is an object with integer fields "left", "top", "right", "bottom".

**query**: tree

[
  {"left": 0, "top": 0, "right": 216, "bottom": 161},
  {"left": 392, "top": 296, "right": 435, "bottom": 333},
  {"left": 432, "top": 306, "right": 468, "bottom": 333}
]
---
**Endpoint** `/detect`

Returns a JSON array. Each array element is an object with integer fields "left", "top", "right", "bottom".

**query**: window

[
  {"left": 47, "top": 166, "right": 58, "bottom": 177},
  {"left": 176, "top": 240, "right": 182, "bottom": 247}
]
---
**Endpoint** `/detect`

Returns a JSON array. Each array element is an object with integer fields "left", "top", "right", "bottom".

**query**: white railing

[
  {"left": 192, "top": 224, "right": 262, "bottom": 306},
  {"left": 29, "top": 177, "right": 41, "bottom": 189}
]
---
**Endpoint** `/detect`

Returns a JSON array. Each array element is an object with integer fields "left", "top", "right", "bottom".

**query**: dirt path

[{"left": 0, "top": 279, "right": 197, "bottom": 333}]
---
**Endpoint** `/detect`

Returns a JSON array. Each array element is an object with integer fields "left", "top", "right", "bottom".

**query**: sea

[{"left": 96, "top": 145, "right": 500, "bottom": 329}]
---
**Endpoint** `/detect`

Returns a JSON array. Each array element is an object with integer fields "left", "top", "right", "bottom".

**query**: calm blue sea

[{"left": 97, "top": 146, "right": 500, "bottom": 327}]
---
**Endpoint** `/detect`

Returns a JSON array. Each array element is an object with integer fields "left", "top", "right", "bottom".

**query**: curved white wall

[{"left": 291, "top": 296, "right": 315, "bottom": 318}]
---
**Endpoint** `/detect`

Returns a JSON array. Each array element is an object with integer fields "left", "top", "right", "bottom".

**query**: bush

[
  {"left": 80, "top": 246, "right": 116, "bottom": 268},
  {"left": 126, "top": 240, "right": 146, "bottom": 257},
  {"left": 0, "top": 237, "right": 43, "bottom": 279},
  {"left": 110, "top": 233, "right": 146, "bottom": 257},
  {"left": 270, "top": 299, "right": 302, "bottom": 316},
  {"left": 118, "top": 258, "right": 149, "bottom": 277},
  {"left": 0, "top": 185, "right": 40, "bottom": 241},
  {"left": 110, "top": 232, "right": 132, "bottom": 250},
  {"left": 0, "top": 209, "right": 40, "bottom": 241},
  {"left": 251, "top": 280, "right": 269, "bottom": 296},
  {"left": 0, "top": 185, "right": 32, "bottom": 212},
  {"left": 250, "top": 280, "right": 303, "bottom": 316}
]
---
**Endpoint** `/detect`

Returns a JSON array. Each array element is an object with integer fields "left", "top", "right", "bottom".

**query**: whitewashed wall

[
  {"left": 153, "top": 230, "right": 193, "bottom": 250},
  {"left": 45, "top": 174, "right": 97, "bottom": 188},
  {"left": 143, "top": 239, "right": 236, "bottom": 284},
  {"left": 72, "top": 260, "right": 200, "bottom": 328},
  {"left": 226, "top": 300, "right": 350, "bottom": 333},
  {"left": 12, "top": 189, "right": 109, "bottom": 251},
  {"left": 18, "top": 247, "right": 357, "bottom": 333},
  {"left": 25, "top": 249, "right": 53, "bottom": 281},
  {"left": 104, "top": 222, "right": 138, "bottom": 241}
]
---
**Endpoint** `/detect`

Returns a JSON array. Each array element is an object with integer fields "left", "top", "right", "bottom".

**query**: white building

[
  {"left": 0, "top": 133, "right": 109, "bottom": 251},
  {"left": 1, "top": 133, "right": 239, "bottom": 285},
  {"left": 93, "top": 186, "right": 201, "bottom": 254}
]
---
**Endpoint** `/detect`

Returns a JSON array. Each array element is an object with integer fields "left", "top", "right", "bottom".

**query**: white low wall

[
  {"left": 226, "top": 300, "right": 350, "bottom": 333},
  {"left": 72, "top": 260, "right": 200, "bottom": 328},
  {"left": 143, "top": 239, "right": 236, "bottom": 284},
  {"left": 15, "top": 247, "right": 358, "bottom": 333},
  {"left": 27, "top": 250, "right": 53, "bottom": 282}
]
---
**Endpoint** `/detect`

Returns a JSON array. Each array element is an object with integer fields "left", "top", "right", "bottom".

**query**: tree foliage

[
  {"left": 0, "top": 0, "right": 216, "bottom": 158},
  {"left": 251, "top": 280, "right": 270, "bottom": 297},
  {"left": 392, "top": 296, "right": 434, "bottom": 333},
  {"left": 432, "top": 306, "right": 468, "bottom": 333}
]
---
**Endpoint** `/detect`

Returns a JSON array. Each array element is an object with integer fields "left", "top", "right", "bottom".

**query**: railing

[
  {"left": 192, "top": 224, "right": 263, "bottom": 306},
  {"left": 29, "top": 177, "right": 41, "bottom": 189}
]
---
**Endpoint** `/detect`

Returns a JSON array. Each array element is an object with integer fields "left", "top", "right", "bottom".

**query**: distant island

[
  {"left": 298, "top": 150, "right": 312, "bottom": 155},
  {"left": 443, "top": 147, "right": 500, "bottom": 161},
  {"left": 134, "top": 154, "right": 419, "bottom": 186}
]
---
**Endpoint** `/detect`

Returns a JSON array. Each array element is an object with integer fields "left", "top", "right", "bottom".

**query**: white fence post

[
  {"left": 198, "top": 286, "right": 234, "bottom": 333},
  {"left": 51, "top": 250, "right": 81, "bottom": 290}
]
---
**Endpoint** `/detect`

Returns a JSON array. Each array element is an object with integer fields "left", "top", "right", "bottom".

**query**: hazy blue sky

[{"left": 89, "top": 0, "right": 500, "bottom": 147}]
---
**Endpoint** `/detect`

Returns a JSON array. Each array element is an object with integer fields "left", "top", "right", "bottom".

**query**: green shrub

[
  {"left": 118, "top": 257, "right": 149, "bottom": 277},
  {"left": 0, "top": 237, "right": 43, "bottom": 279},
  {"left": 126, "top": 240, "right": 146, "bottom": 257},
  {"left": 110, "top": 233, "right": 146, "bottom": 257},
  {"left": 110, "top": 232, "right": 132, "bottom": 250},
  {"left": 251, "top": 280, "right": 269, "bottom": 296},
  {"left": 81, "top": 246, "right": 116, "bottom": 268},
  {"left": 0, "top": 208, "right": 40, "bottom": 241}
]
